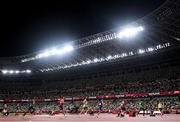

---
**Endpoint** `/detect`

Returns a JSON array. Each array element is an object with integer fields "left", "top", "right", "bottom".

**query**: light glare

[
  {"left": 36, "top": 45, "right": 74, "bottom": 59},
  {"left": 2, "top": 70, "right": 8, "bottom": 74},
  {"left": 26, "top": 70, "right": 31, "bottom": 73},
  {"left": 118, "top": 26, "right": 144, "bottom": 38},
  {"left": 1, "top": 69, "right": 32, "bottom": 75},
  {"left": 15, "top": 70, "right": 20, "bottom": 74}
]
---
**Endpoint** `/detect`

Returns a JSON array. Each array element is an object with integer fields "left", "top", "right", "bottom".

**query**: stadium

[{"left": 0, "top": 0, "right": 180, "bottom": 122}]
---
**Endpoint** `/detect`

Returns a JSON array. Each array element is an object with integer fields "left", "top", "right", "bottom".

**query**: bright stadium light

[
  {"left": 63, "top": 45, "right": 74, "bottom": 52},
  {"left": 138, "top": 49, "right": 145, "bottom": 54},
  {"left": 93, "top": 58, "right": 98, "bottom": 63},
  {"left": 118, "top": 26, "right": 144, "bottom": 38},
  {"left": 138, "top": 26, "right": 144, "bottom": 31},
  {"left": 49, "top": 48, "right": 58, "bottom": 55},
  {"left": 43, "top": 51, "right": 51, "bottom": 57},
  {"left": 147, "top": 47, "right": 154, "bottom": 52},
  {"left": 9, "top": 70, "right": 14, "bottom": 74},
  {"left": 40, "top": 43, "right": 171, "bottom": 73},
  {"left": 26, "top": 69, "right": 31, "bottom": 73},
  {"left": 86, "top": 60, "right": 91, "bottom": 64},
  {"left": 1, "top": 69, "right": 32, "bottom": 75},
  {"left": 36, "top": 45, "right": 74, "bottom": 59},
  {"left": 107, "top": 55, "right": 112, "bottom": 59},
  {"left": 114, "top": 55, "right": 119, "bottom": 58},
  {"left": 121, "top": 53, "right": 127, "bottom": 57},
  {"left": 129, "top": 51, "right": 134, "bottom": 56},
  {"left": 15, "top": 70, "right": 20, "bottom": 74},
  {"left": 2, "top": 70, "right": 8, "bottom": 74}
]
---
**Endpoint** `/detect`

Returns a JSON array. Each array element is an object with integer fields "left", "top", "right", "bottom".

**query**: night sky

[{"left": 0, "top": 0, "right": 166, "bottom": 57}]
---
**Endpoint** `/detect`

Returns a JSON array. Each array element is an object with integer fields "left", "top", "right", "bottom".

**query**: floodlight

[
  {"left": 86, "top": 60, "right": 91, "bottom": 64},
  {"left": 63, "top": 45, "right": 74, "bottom": 52},
  {"left": 9, "top": 70, "right": 14, "bottom": 74},
  {"left": 100, "top": 58, "right": 105, "bottom": 61},
  {"left": 156, "top": 45, "right": 162, "bottom": 49},
  {"left": 114, "top": 55, "right": 119, "bottom": 58},
  {"left": 26, "top": 69, "right": 31, "bottom": 73},
  {"left": 2, "top": 70, "right": 8, "bottom": 74},
  {"left": 39, "top": 42, "right": 170, "bottom": 73},
  {"left": 107, "top": 55, "right": 112, "bottom": 59},
  {"left": 93, "top": 58, "right": 98, "bottom": 62},
  {"left": 121, "top": 53, "right": 127, "bottom": 57},
  {"left": 43, "top": 51, "right": 50, "bottom": 57},
  {"left": 36, "top": 45, "right": 74, "bottom": 59},
  {"left": 118, "top": 26, "right": 144, "bottom": 38},
  {"left": 49, "top": 48, "right": 58, "bottom": 55},
  {"left": 165, "top": 43, "right": 170, "bottom": 47},
  {"left": 15, "top": 70, "right": 20, "bottom": 74},
  {"left": 147, "top": 48, "right": 154, "bottom": 52},
  {"left": 138, "top": 26, "right": 144, "bottom": 31},
  {"left": 37, "top": 53, "right": 44, "bottom": 58},
  {"left": 129, "top": 51, "right": 134, "bottom": 55},
  {"left": 82, "top": 61, "right": 86, "bottom": 65},
  {"left": 138, "top": 49, "right": 145, "bottom": 54}
]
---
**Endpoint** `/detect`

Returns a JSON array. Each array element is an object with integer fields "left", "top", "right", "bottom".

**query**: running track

[{"left": 0, "top": 114, "right": 179, "bottom": 122}]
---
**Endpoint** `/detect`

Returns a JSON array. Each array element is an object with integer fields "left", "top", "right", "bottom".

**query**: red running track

[{"left": 0, "top": 114, "right": 180, "bottom": 122}]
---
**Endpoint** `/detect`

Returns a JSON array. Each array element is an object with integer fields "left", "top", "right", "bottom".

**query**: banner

[{"left": 0, "top": 90, "right": 179, "bottom": 103}]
